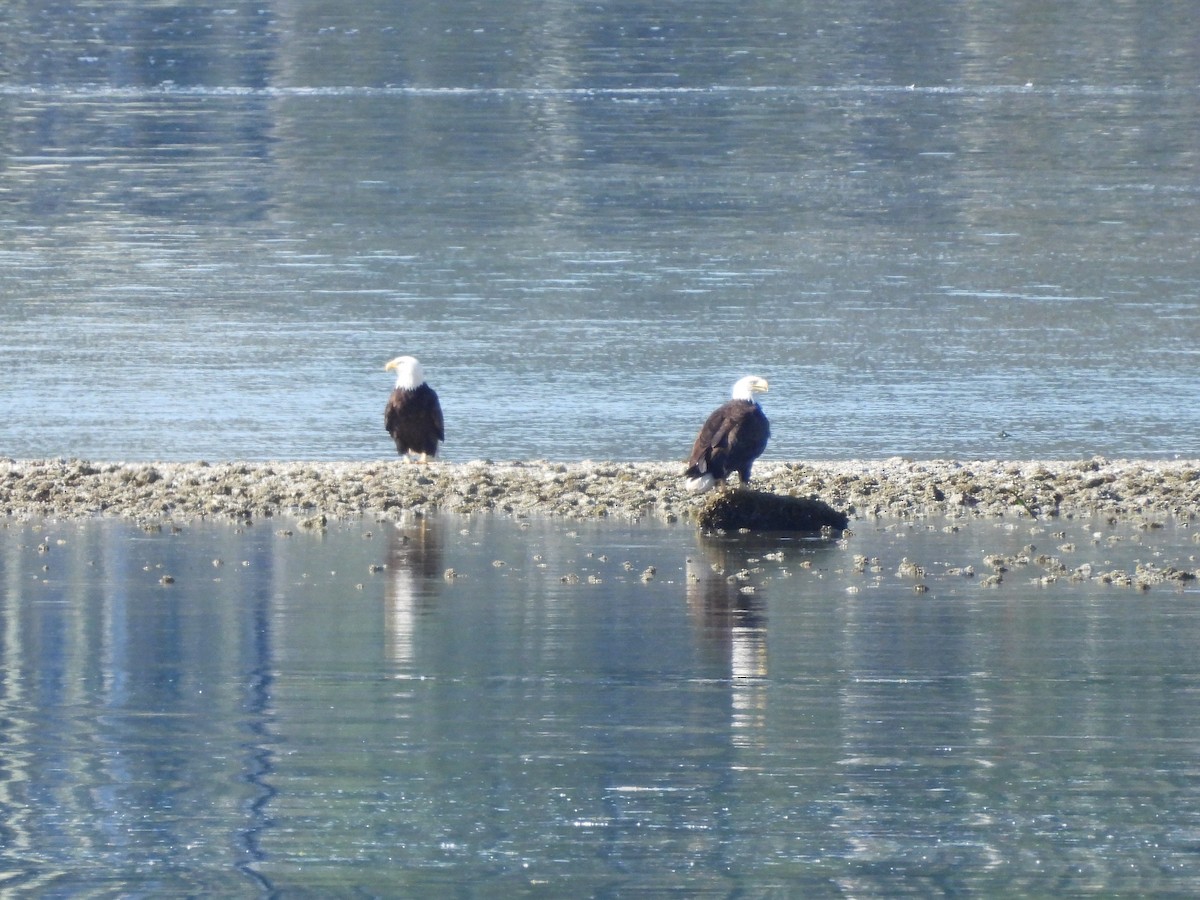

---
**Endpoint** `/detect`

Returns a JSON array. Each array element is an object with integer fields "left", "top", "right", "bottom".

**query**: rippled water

[
  {"left": 3, "top": 512, "right": 1200, "bottom": 895},
  {"left": 2, "top": 1, "right": 1199, "bottom": 462},
  {"left": 3, "top": 4, "right": 1200, "bottom": 895}
]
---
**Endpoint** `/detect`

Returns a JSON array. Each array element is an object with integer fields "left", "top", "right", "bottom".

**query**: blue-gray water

[
  {"left": 4, "top": 512, "right": 1200, "bottom": 896},
  {"left": 4, "top": 4, "right": 1200, "bottom": 896},
  {"left": 2, "top": 1, "right": 1198, "bottom": 462}
]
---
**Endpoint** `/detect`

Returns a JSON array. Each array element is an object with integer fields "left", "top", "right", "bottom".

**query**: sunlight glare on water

[{"left": 1, "top": 1, "right": 1198, "bottom": 462}]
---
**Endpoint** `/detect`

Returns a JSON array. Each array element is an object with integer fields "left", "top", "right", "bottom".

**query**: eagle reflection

[
  {"left": 384, "top": 516, "right": 444, "bottom": 667},
  {"left": 686, "top": 533, "right": 770, "bottom": 748}
]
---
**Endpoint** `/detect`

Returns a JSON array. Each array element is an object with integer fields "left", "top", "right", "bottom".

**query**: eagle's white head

[
  {"left": 731, "top": 375, "right": 769, "bottom": 401},
  {"left": 384, "top": 355, "right": 426, "bottom": 390}
]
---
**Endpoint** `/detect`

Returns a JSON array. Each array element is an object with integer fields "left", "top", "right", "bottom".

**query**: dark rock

[{"left": 697, "top": 489, "right": 849, "bottom": 533}]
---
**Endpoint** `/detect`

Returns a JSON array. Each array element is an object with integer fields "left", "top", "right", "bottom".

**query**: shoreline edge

[{"left": 3, "top": 457, "right": 1197, "bottom": 526}]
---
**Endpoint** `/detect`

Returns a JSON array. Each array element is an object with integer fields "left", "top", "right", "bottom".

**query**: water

[
  {"left": 4, "top": 4, "right": 1200, "bottom": 895},
  {"left": 3, "top": 512, "right": 1200, "bottom": 895},
  {"left": 2, "top": 1, "right": 1199, "bottom": 463}
]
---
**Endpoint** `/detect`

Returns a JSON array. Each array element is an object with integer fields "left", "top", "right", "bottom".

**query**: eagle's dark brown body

[
  {"left": 384, "top": 382, "right": 444, "bottom": 459},
  {"left": 684, "top": 398, "right": 770, "bottom": 488}
]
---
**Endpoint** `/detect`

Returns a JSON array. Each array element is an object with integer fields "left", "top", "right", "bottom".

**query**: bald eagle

[
  {"left": 684, "top": 375, "right": 770, "bottom": 493},
  {"left": 384, "top": 356, "right": 444, "bottom": 461}
]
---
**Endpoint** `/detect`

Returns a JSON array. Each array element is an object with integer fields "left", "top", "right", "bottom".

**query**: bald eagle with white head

[
  {"left": 384, "top": 355, "right": 444, "bottom": 461},
  {"left": 684, "top": 375, "right": 770, "bottom": 493}
]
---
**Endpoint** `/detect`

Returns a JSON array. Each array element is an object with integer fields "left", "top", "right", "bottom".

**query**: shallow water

[
  {"left": 2, "top": 1, "right": 1199, "bottom": 462},
  {"left": 3, "top": 512, "right": 1200, "bottom": 895}
]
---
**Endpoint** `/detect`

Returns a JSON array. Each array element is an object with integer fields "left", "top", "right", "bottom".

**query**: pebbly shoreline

[{"left": 2, "top": 456, "right": 1197, "bottom": 526}]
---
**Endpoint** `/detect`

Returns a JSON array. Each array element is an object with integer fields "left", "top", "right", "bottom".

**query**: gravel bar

[{"left": 2, "top": 457, "right": 1198, "bottom": 526}]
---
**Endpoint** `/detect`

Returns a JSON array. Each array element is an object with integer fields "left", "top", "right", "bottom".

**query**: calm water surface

[
  {"left": 2, "top": 1, "right": 1199, "bottom": 462},
  {"left": 3, "top": 4, "right": 1200, "bottom": 896},
  {"left": 3, "top": 512, "right": 1200, "bottom": 895}
]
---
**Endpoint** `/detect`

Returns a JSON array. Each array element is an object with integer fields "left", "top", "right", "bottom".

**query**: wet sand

[{"left": 2, "top": 456, "right": 1197, "bottom": 526}]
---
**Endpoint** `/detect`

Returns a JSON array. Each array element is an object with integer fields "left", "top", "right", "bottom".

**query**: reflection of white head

[
  {"left": 384, "top": 355, "right": 425, "bottom": 390},
  {"left": 388, "top": 566, "right": 417, "bottom": 667},
  {"left": 731, "top": 375, "right": 769, "bottom": 401}
]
